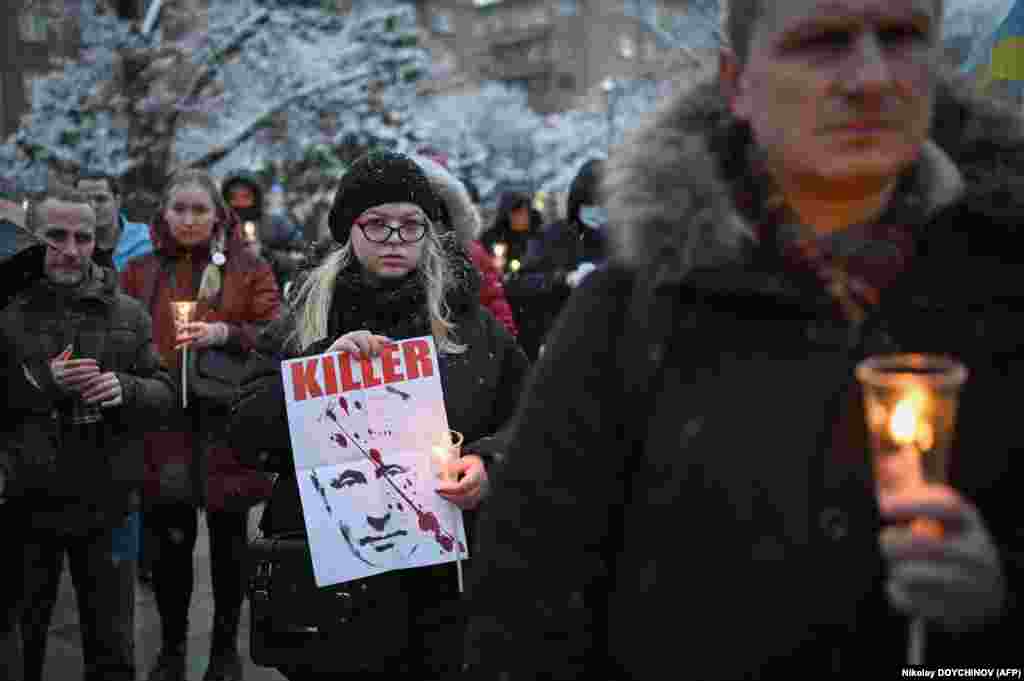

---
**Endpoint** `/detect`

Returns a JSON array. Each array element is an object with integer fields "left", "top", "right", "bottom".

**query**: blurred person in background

[
  {"left": 222, "top": 171, "right": 306, "bottom": 294},
  {"left": 479, "top": 188, "right": 544, "bottom": 358},
  {"left": 76, "top": 172, "right": 152, "bottom": 272},
  {"left": 411, "top": 160, "right": 519, "bottom": 338},
  {"left": 506, "top": 159, "right": 610, "bottom": 357}
]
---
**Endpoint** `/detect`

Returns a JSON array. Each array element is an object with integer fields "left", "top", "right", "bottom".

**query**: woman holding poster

[{"left": 230, "top": 150, "right": 529, "bottom": 680}]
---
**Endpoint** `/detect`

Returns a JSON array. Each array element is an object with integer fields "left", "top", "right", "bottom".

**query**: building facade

[
  {"left": 414, "top": 0, "right": 700, "bottom": 113},
  {"left": 2, "top": 0, "right": 148, "bottom": 140}
]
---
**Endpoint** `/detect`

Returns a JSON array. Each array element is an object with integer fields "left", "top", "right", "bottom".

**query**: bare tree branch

[{"left": 171, "top": 68, "right": 370, "bottom": 174}]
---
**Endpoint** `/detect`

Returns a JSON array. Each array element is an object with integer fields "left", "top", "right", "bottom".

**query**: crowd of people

[{"left": 1, "top": 0, "right": 1022, "bottom": 679}]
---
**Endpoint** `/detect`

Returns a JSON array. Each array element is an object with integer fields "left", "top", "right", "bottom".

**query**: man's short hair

[
  {"left": 76, "top": 171, "right": 121, "bottom": 197},
  {"left": 28, "top": 187, "right": 96, "bottom": 233},
  {"left": 722, "top": 0, "right": 945, "bottom": 63}
]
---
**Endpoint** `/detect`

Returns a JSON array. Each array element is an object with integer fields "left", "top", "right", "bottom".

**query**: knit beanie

[{"left": 328, "top": 150, "right": 442, "bottom": 243}]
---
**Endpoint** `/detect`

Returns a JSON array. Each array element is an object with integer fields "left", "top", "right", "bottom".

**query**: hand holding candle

[
  {"left": 432, "top": 430, "right": 463, "bottom": 484},
  {"left": 856, "top": 354, "right": 974, "bottom": 665},
  {"left": 432, "top": 429, "right": 471, "bottom": 594},
  {"left": 171, "top": 301, "right": 197, "bottom": 408}
]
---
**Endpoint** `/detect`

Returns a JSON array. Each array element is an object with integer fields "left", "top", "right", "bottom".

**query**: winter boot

[
  {"left": 202, "top": 645, "right": 243, "bottom": 681},
  {"left": 203, "top": 610, "right": 243, "bottom": 681},
  {"left": 146, "top": 642, "right": 187, "bottom": 681}
]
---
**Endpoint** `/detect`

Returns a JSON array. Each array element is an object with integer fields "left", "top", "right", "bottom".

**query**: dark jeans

[
  {"left": 0, "top": 505, "right": 27, "bottom": 681},
  {"left": 145, "top": 504, "right": 249, "bottom": 651},
  {"left": 19, "top": 519, "right": 137, "bottom": 681}
]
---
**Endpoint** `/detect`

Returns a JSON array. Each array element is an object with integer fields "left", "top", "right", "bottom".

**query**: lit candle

[
  {"left": 492, "top": 242, "right": 507, "bottom": 271},
  {"left": 855, "top": 353, "right": 969, "bottom": 668},
  {"left": 171, "top": 301, "right": 198, "bottom": 408},
  {"left": 431, "top": 430, "right": 462, "bottom": 483},
  {"left": 243, "top": 221, "right": 257, "bottom": 241},
  {"left": 879, "top": 388, "right": 929, "bottom": 493}
]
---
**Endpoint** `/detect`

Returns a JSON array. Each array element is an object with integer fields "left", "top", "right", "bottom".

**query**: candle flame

[
  {"left": 888, "top": 389, "right": 933, "bottom": 451},
  {"left": 243, "top": 221, "right": 257, "bottom": 240},
  {"left": 172, "top": 301, "right": 198, "bottom": 328},
  {"left": 493, "top": 242, "right": 507, "bottom": 258}
]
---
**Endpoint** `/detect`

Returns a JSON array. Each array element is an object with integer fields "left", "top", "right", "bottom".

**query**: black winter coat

[
  {"left": 228, "top": 245, "right": 529, "bottom": 674},
  {"left": 0, "top": 264, "right": 175, "bottom": 534},
  {"left": 467, "top": 79, "right": 1024, "bottom": 679},
  {"left": 505, "top": 218, "right": 610, "bottom": 359}
]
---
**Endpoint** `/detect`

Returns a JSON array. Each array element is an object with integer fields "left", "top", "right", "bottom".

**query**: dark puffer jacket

[{"left": 0, "top": 263, "right": 175, "bottom": 533}]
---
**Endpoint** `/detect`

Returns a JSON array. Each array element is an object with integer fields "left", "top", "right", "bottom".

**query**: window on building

[
  {"left": 645, "top": 38, "right": 658, "bottom": 61},
  {"left": 619, "top": 34, "right": 636, "bottom": 59},
  {"left": 431, "top": 11, "right": 453, "bottom": 34},
  {"left": 558, "top": 0, "right": 578, "bottom": 16},
  {"left": 113, "top": 0, "right": 142, "bottom": 20},
  {"left": 18, "top": 5, "right": 49, "bottom": 43},
  {"left": 530, "top": 75, "right": 551, "bottom": 94},
  {"left": 22, "top": 72, "right": 46, "bottom": 104},
  {"left": 624, "top": 0, "right": 658, "bottom": 24},
  {"left": 558, "top": 73, "right": 576, "bottom": 90},
  {"left": 503, "top": 78, "right": 530, "bottom": 95}
]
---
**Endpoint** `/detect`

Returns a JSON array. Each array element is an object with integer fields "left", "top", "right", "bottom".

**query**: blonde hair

[
  {"left": 286, "top": 224, "right": 466, "bottom": 354},
  {"left": 155, "top": 169, "right": 231, "bottom": 302}
]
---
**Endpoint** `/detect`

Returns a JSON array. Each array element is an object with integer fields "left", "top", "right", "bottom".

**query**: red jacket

[
  {"left": 120, "top": 223, "right": 281, "bottom": 512},
  {"left": 468, "top": 239, "right": 518, "bottom": 337}
]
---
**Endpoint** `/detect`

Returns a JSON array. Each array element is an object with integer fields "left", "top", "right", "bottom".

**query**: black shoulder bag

[{"left": 188, "top": 346, "right": 249, "bottom": 407}]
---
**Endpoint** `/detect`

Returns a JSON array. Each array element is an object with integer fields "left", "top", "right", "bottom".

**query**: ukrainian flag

[{"left": 963, "top": 0, "right": 1024, "bottom": 96}]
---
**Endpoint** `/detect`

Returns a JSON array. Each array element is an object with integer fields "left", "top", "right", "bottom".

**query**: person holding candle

[
  {"left": 222, "top": 170, "right": 306, "bottom": 293},
  {"left": 0, "top": 185, "right": 175, "bottom": 681},
  {"left": 479, "top": 187, "right": 545, "bottom": 359},
  {"left": 120, "top": 169, "right": 282, "bottom": 681},
  {"left": 228, "top": 150, "right": 529, "bottom": 680},
  {"left": 466, "top": 0, "right": 1020, "bottom": 677}
]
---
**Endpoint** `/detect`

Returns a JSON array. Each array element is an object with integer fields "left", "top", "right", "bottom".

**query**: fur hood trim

[
  {"left": 412, "top": 155, "right": 482, "bottom": 242},
  {"left": 605, "top": 75, "right": 1019, "bottom": 285}
]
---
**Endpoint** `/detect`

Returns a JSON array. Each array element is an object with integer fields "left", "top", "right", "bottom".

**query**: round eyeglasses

[{"left": 356, "top": 218, "right": 428, "bottom": 243}]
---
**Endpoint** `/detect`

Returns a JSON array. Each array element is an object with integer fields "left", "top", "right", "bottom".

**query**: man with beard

[{"left": 0, "top": 187, "right": 174, "bottom": 681}]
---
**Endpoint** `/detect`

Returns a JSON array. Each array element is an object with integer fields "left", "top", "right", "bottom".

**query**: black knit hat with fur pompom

[{"left": 328, "top": 150, "right": 442, "bottom": 243}]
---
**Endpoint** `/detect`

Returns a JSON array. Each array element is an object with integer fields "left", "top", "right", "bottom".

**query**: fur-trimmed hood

[
  {"left": 412, "top": 155, "right": 482, "bottom": 242},
  {"left": 605, "top": 73, "right": 1024, "bottom": 285}
]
